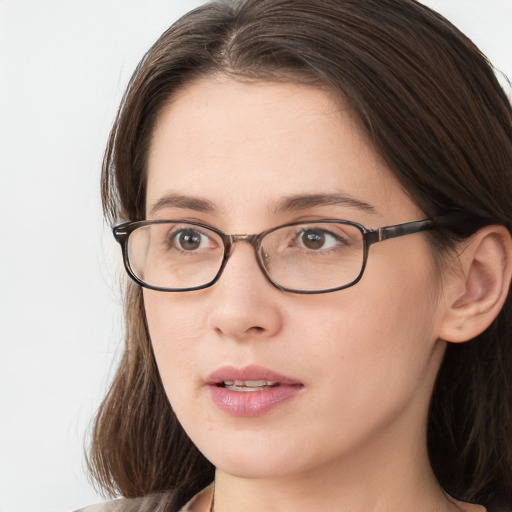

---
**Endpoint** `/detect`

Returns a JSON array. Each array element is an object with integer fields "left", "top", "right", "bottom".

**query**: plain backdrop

[{"left": 0, "top": 1, "right": 511, "bottom": 511}]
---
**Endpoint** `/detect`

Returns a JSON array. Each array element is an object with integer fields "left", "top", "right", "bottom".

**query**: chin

[
  {"left": 214, "top": 458, "right": 299, "bottom": 480},
  {"left": 198, "top": 435, "right": 314, "bottom": 480}
]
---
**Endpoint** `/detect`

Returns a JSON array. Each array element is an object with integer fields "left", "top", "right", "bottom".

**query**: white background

[{"left": 0, "top": 1, "right": 510, "bottom": 511}]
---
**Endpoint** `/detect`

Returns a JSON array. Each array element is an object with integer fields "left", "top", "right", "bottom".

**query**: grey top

[
  {"left": 75, "top": 485, "right": 212, "bottom": 512},
  {"left": 74, "top": 495, "right": 172, "bottom": 512}
]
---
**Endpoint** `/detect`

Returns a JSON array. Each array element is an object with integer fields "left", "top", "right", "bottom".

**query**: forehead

[{"left": 146, "top": 76, "right": 421, "bottom": 226}]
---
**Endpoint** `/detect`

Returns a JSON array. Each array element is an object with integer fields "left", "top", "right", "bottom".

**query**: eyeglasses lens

[{"left": 127, "top": 221, "right": 365, "bottom": 292}]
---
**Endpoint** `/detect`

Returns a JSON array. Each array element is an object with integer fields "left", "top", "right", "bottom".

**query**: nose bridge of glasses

[
  {"left": 228, "top": 233, "right": 262, "bottom": 252},
  {"left": 223, "top": 234, "right": 267, "bottom": 268}
]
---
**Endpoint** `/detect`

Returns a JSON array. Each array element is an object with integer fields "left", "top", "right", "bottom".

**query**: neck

[
  {"left": 212, "top": 460, "right": 443, "bottom": 512},
  {"left": 209, "top": 418, "right": 465, "bottom": 512}
]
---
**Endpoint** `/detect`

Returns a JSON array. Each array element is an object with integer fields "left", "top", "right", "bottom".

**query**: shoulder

[
  {"left": 74, "top": 485, "right": 212, "bottom": 512},
  {"left": 74, "top": 493, "right": 175, "bottom": 512},
  {"left": 74, "top": 501, "right": 123, "bottom": 512}
]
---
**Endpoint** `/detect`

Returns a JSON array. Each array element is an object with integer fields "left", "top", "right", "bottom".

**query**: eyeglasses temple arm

[{"left": 365, "top": 219, "right": 435, "bottom": 245}]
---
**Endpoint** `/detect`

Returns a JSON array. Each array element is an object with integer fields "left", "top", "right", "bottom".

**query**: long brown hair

[{"left": 89, "top": 1, "right": 512, "bottom": 509}]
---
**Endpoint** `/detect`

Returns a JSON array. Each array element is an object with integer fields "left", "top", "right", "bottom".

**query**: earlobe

[{"left": 439, "top": 225, "right": 512, "bottom": 343}]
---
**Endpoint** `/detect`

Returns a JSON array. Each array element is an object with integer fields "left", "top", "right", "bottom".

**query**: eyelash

[
  {"left": 165, "top": 227, "right": 214, "bottom": 252},
  {"left": 288, "top": 227, "right": 351, "bottom": 252}
]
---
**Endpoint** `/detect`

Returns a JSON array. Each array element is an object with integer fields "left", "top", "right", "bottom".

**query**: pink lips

[{"left": 206, "top": 365, "right": 303, "bottom": 417}]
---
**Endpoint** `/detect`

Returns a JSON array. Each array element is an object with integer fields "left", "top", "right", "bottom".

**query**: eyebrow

[
  {"left": 273, "top": 193, "right": 378, "bottom": 215},
  {"left": 149, "top": 191, "right": 378, "bottom": 217},
  {"left": 149, "top": 193, "right": 216, "bottom": 215}
]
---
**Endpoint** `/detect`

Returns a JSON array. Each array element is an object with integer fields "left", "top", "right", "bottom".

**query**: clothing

[
  {"left": 74, "top": 485, "right": 212, "bottom": 512},
  {"left": 75, "top": 486, "right": 506, "bottom": 512}
]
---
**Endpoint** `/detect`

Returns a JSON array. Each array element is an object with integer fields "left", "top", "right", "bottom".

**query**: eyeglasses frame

[{"left": 113, "top": 218, "right": 435, "bottom": 294}]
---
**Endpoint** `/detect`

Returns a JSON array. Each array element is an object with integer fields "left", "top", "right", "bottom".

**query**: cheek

[
  {"left": 302, "top": 245, "right": 441, "bottom": 385},
  {"left": 143, "top": 290, "right": 206, "bottom": 388},
  {"left": 335, "top": 251, "right": 440, "bottom": 396}
]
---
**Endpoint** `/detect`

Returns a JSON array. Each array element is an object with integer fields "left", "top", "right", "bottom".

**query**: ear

[{"left": 439, "top": 225, "right": 512, "bottom": 343}]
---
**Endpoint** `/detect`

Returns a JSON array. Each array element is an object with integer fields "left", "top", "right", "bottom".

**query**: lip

[{"left": 205, "top": 365, "right": 303, "bottom": 417}]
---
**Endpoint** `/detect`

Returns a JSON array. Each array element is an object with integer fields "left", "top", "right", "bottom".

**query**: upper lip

[{"left": 205, "top": 364, "right": 302, "bottom": 386}]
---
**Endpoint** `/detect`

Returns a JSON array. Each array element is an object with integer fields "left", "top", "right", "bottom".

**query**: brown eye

[
  {"left": 174, "top": 229, "right": 206, "bottom": 251},
  {"left": 300, "top": 229, "right": 326, "bottom": 250}
]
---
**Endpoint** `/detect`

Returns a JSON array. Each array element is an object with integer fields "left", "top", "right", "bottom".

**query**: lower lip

[{"left": 208, "top": 384, "right": 302, "bottom": 417}]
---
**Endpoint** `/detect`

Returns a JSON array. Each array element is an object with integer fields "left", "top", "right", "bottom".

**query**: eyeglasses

[{"left": 113, "top": 218, "right": 435, "bottom": 294}]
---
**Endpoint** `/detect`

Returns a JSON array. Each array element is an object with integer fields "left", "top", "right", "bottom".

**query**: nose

[{"left": 207, "top": 242, "right": 283, "bottom": 342}]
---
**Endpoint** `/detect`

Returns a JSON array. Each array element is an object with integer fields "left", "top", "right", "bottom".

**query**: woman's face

[{"left": 143, "top": 76, "right": 448, "bottom": 480}]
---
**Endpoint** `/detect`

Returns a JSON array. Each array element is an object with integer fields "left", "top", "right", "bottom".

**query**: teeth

[{"left": 221, "top": 380, "right": 279, "bottom": 392}]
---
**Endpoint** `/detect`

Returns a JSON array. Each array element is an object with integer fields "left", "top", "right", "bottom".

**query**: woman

[{"left": 83, "top": 0, "right": 512, "bottom": 511}]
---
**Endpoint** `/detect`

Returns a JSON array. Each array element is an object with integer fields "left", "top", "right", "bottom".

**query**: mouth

[
  {"left": 205, "top": 365, "right": 303, "bottom": 416},
  {"left": 216, "top": 380, "right": 280, "bottom": 392},
  {"left": 206, "top": 364, "right": 301, "bottom": 389}
]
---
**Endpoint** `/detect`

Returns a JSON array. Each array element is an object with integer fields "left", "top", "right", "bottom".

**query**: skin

[{"left": 143, "top": 76, "right": 484, "bottom": 512}]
